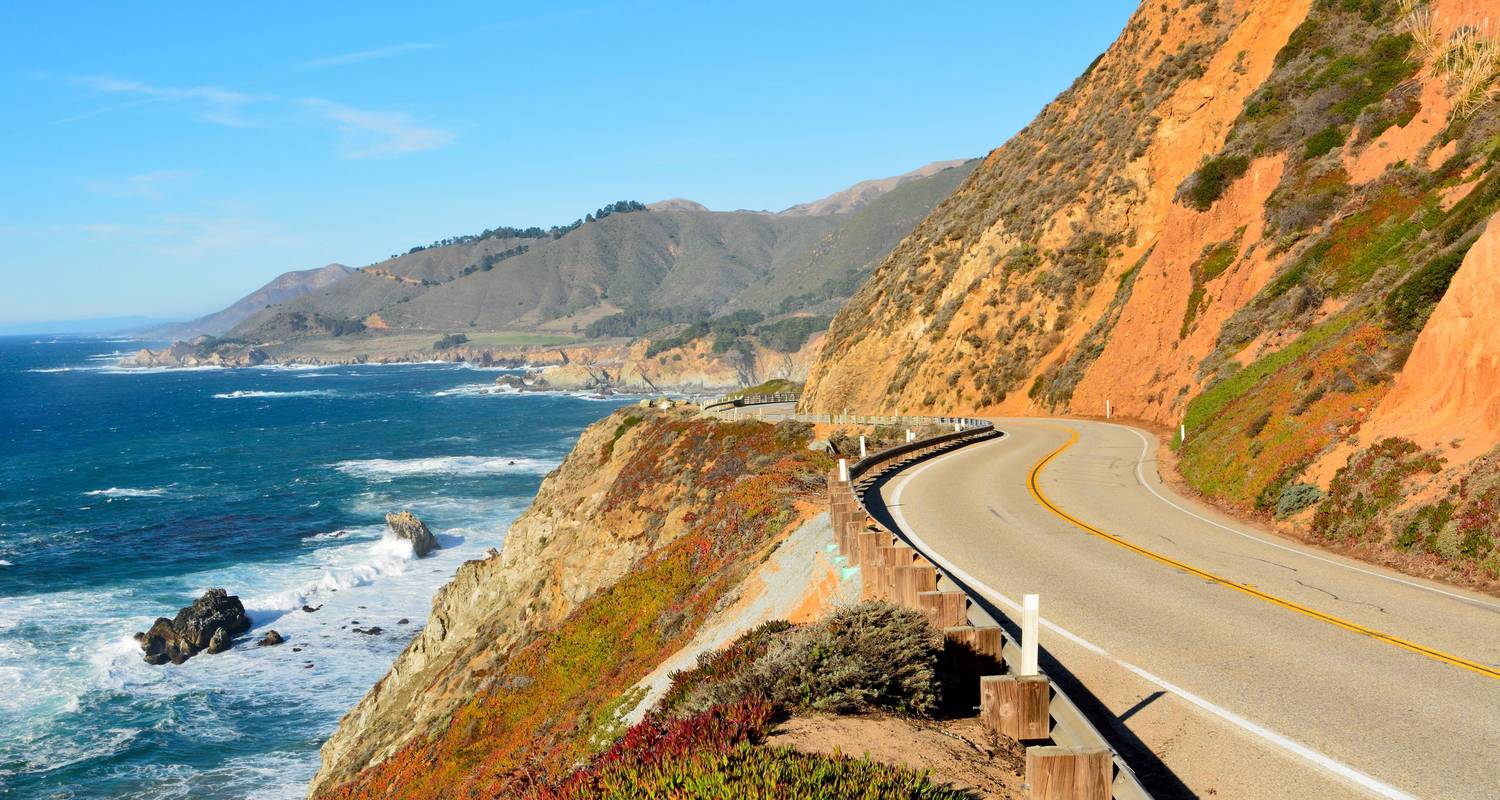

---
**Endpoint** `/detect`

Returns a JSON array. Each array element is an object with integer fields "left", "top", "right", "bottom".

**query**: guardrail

[
  {"left": 700, "top": 391, "right": 803, "bottom": 411},
  {"left": 828, "top": 419, "right": 1153, "bottom": 800}
]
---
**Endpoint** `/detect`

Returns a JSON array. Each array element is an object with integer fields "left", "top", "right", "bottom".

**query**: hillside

[
  {"left": 803, "top": 0, "right": 1500, "bottom": 584},
  {"left": 225, "top": 161, "right": 975, "bottom": 342},
  {"left": 146, "top": 264, "right": 353, "bottom": 338}
]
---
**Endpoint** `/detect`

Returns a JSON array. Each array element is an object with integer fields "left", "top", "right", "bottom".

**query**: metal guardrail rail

[
  {"left": 700, "top": 391, "right": 802, "bottom": 411},
  {"left": 835, "top": 419, "right": 1154, "bottom": 800}
]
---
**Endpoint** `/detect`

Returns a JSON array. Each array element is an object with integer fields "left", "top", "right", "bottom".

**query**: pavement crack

[
  {"left": 1248, "top": 556, "right": 1296, "bottom": 572},
  {"left": 1294, "top": 579, "right": 1388, "bottom": 613}
]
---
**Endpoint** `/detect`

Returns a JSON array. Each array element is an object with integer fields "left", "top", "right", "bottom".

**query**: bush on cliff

[{"left": 657, "top": 602, "right": 943, "bottom": 719}]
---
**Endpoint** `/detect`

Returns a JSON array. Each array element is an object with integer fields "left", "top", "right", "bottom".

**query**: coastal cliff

[
  {"left": 309, "top": 405, "right": 834, "bottom": 797},
  {"left": 802, "top": 0, "right": 1500, "bottom": 583},
  {"left": 120, "top": 330, "right": 823, "bottom": 393}
]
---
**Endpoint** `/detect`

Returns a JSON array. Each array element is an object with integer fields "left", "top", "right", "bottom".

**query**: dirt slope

[{"left": 803, "top": 0, "right": 1500, "bottom": 582}]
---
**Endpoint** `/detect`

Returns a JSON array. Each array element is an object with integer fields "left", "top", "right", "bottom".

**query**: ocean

[{"left": 0, "top": 336, "right": 632, "bottom": 799}]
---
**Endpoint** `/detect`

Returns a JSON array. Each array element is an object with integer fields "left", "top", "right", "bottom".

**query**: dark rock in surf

[
  {"left": 257, "top": 630, "right": 285, "bottom": 647},
  {"left": 385, "top": 511, "right": 439, "bottom": 558},
  {"left": 134, "top": 588, "right": 251, "bottom": 665}
]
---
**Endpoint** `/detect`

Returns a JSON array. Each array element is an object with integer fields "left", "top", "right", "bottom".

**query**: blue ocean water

[{"left": 0, "top": 336, "right": 631, "bottom": 799}]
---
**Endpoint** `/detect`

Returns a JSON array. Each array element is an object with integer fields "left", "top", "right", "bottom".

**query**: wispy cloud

[
  {"left": 297, "top": 43, "right": 438, "bottom": 70},
  {"left": 63, "top": 75, "right": 265, "bottom": 126},
  {"left": 86, "top": 170, "right": 199, "bottom": 200},
  {"left": 301, "top": 99, "right": 454, "bottom": 159},
  {"left": 59, "top": 73, "right": 453, "bottom": 159},
  {"left": 52, "top": 210, "right": 300, "bottom": 258}
]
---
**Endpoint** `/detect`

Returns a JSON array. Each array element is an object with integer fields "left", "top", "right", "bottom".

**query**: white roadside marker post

[
  {"left": 1106, "top": 399, "right": 1111, "bottom": 419},
  {"left": 1180, "top": 423, "right": 1186, "bottom": 444},
  {"left": 859, "top": 435, "right": 867, "bottom": 458},
  {"left": 837, "top": 457, "right": 849, "bottom": 484},
  {"left": 1021, "top": 593, "right": 1040, "bottom": 677}
]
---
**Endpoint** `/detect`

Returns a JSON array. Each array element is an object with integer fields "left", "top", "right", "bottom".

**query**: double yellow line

[{"left": 1027, "top": 427, "right": 1500, "bottom": 681}]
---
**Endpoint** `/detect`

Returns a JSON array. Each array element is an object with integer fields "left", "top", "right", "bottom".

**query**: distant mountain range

[
  {"left": 143, "top": 264, "right": 355, "bottom": 339},
  {"left": 163, "top": 160, "right": 976, "bottom": 345}
]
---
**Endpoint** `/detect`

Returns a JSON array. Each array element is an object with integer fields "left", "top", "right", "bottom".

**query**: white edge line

[
  {"left": 1111, "top": 423, "right": 1500, "bottom": 613},
  {"left": 885, "top": 437, "right": 1418, "bottom": 800}
]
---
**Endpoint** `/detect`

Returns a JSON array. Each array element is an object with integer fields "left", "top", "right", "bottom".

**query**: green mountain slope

[{"left": 227, "top": 161, "right": 976, "bottom": 341}]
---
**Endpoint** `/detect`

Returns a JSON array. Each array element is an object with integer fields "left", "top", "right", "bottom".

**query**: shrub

[
  {"left": 1276, "top": 483, "right": 1325, "bottom": 517},
  {"left": 661, "top": 602, "right": 942, "bottom": 718},
  {"left": 433, "top": 333, "right": 469, "bottom": 350},
  {"left": 1304, "top": 126, "right": 1348, "bottom": 158},
  {"left": 1384, "top": 238, "right": 1477, "bottom": 332},
  {"left": 1186, "top": 154, "right": 1251, "bottom": 211}
]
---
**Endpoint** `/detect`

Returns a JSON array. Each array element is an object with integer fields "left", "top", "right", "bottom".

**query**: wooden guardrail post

[
  {"left": 944, "top": 625, "right": 1004, "bottom": 675},
  {"left": 917, "top": 590, "right": 968, "bottom": 628},
  {"left": 857, "top": 529, "right": 886, "bottom": 568},
  {"left": 981, "top": 674, "right": 1050, "bottom": 741},
  {"left": 1024, "top": 746, "right": 1111, "bottom": 800},
  {"left": 892, "top": 562, "right": 937, "bottom": 608}
]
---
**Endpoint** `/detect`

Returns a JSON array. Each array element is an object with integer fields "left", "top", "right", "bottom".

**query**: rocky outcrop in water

[
  {"left": 120, "top": 336, "right": 268, "bottom": 368},
  {"left": 385, "top": 511, "right": 438, "bottom": 558},
  {"left": 134, "top": 588, "right": 251, "bottom": 665},
  {"left": 258, "top": 630, "right": 285, "bottom": 647}
]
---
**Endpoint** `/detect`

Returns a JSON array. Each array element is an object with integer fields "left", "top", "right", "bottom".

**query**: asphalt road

[{"left": 876, "top": 418, "right": 1500, "bottom": 800}]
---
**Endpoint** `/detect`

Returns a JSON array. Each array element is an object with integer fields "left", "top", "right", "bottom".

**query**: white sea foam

[
  {"left": 431, "top": 382, "right": 520, "bottom": 397},
  {"left": 99, "top": 365, "right": 227, "bottom": 374},
  {"left": 244, "top": 534, "right": 417, "bottom": 617},
  {"left": 212, "top": 390, "right": 338, "bottom": 399},
  {"left": 84, "top": 487, "right": 169, "bottom": 499},
  {"left": 332, "top": 455, "right": 558, "bottom": 479},
  {"left": 0, "top": 560, "right": 11, "bottom": 567}
]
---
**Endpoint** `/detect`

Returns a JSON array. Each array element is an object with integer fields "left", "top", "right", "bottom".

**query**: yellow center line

[{"left": 1026, "top": 426, "right": 1500, "bottom": 681}]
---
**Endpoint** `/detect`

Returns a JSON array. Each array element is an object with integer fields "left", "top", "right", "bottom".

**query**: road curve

[{"left": 877, "top": 418, "right": 1500, "bottom": 800}]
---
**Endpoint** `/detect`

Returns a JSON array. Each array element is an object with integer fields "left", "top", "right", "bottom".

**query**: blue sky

[{"left": 0, "top": 1, "right": 1135, "bottom": 325}]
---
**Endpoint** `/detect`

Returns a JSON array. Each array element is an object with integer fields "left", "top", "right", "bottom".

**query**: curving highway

[{"left": 875, "top": 419, "right": 1500, "bottom": 800}]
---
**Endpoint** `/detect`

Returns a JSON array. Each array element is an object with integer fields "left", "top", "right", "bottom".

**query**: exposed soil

[{"left": 766, "top": 712, "right": 1026, "bottom": 800}]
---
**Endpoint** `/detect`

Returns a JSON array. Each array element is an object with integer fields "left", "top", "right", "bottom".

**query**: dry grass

[
  {"left": 1442, "top": 28, "right": 1500, "bottom": 119},
  {"left": 1398, "top": 1, "right": 1499, "bottom": 120}
]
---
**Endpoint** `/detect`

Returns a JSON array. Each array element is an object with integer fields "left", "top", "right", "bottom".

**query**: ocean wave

[
  {"left": 431, "top": 383, "right": 520, "bottom": 397},
  {"left": 26, "top": 366, "right": 105, "bottom": 373},
  {"left": 84, "top": 487, "right": 169, "bottom": 499},
  {"left": 0, "top": 560, "right": 11, "bottom": 567},
  {"left": 244, "top": 533, "right": 417, "bottom": 617},
  {"left": 99, "top": 365, "right": 227, "bottom": 374},
  {"left": 212, "top": 390, "right": 338, "bottom": 400},
  {"left": 333, "top": 455, "right": 559, "bottom": 479}
]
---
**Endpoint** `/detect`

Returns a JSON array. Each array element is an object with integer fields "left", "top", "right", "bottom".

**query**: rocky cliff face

[
  {"left": 309, "top": 406, "right": 830, "bottom": 797},
  {"left": 803, "top": 0, "right": 1500, "bottom": 581}
]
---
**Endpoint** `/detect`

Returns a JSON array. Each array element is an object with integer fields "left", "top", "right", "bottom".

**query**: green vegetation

[
  {"left": 586, "top": 307, "right": 704, "bottom": 339},
  {"left": 726, "top": 379, "right": 802, "bottom": 399},
  {"left": 1304, "top": 126, "right": 1347, "bottom": 159},
  {"left": 1185, "top": 154, "right": 1251, "bottom": 211},
  {"left": 1276, "top": 483, "right": 1325, "bottom": 517},
  {"left": 644, "top": 311, "right": 765, "bottom": 357},
  {"left": 526, "top": 700, "right": 974, "bottom": 800},
  {"left": 392, "top": 200, "right": 648, "bottom": 259},
  {"left": 321, "top": 413, "right": 834, "bottom": 800},
  {"left": 657, "top": 603, "right": 942, "bottom": 719},
  {"left": 432, "top": 333, "right": 469, "bottom": 350},
  {"left": 1313, "top": 437, "right": 1444, "bottom": 542},
  {"left": 1384, "top": 239, "right": 1478, "bottom": 331},
  {"left": 755, "top": 315, "right": 832, "bottom": 352},
  {"left": 1180, "top": 234, "right": 1243, "bottom": 338}
]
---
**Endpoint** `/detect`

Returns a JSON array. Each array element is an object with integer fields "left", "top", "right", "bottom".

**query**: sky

[{"left": 0, "top": 1, "right": 1136, "bottom": 326}]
